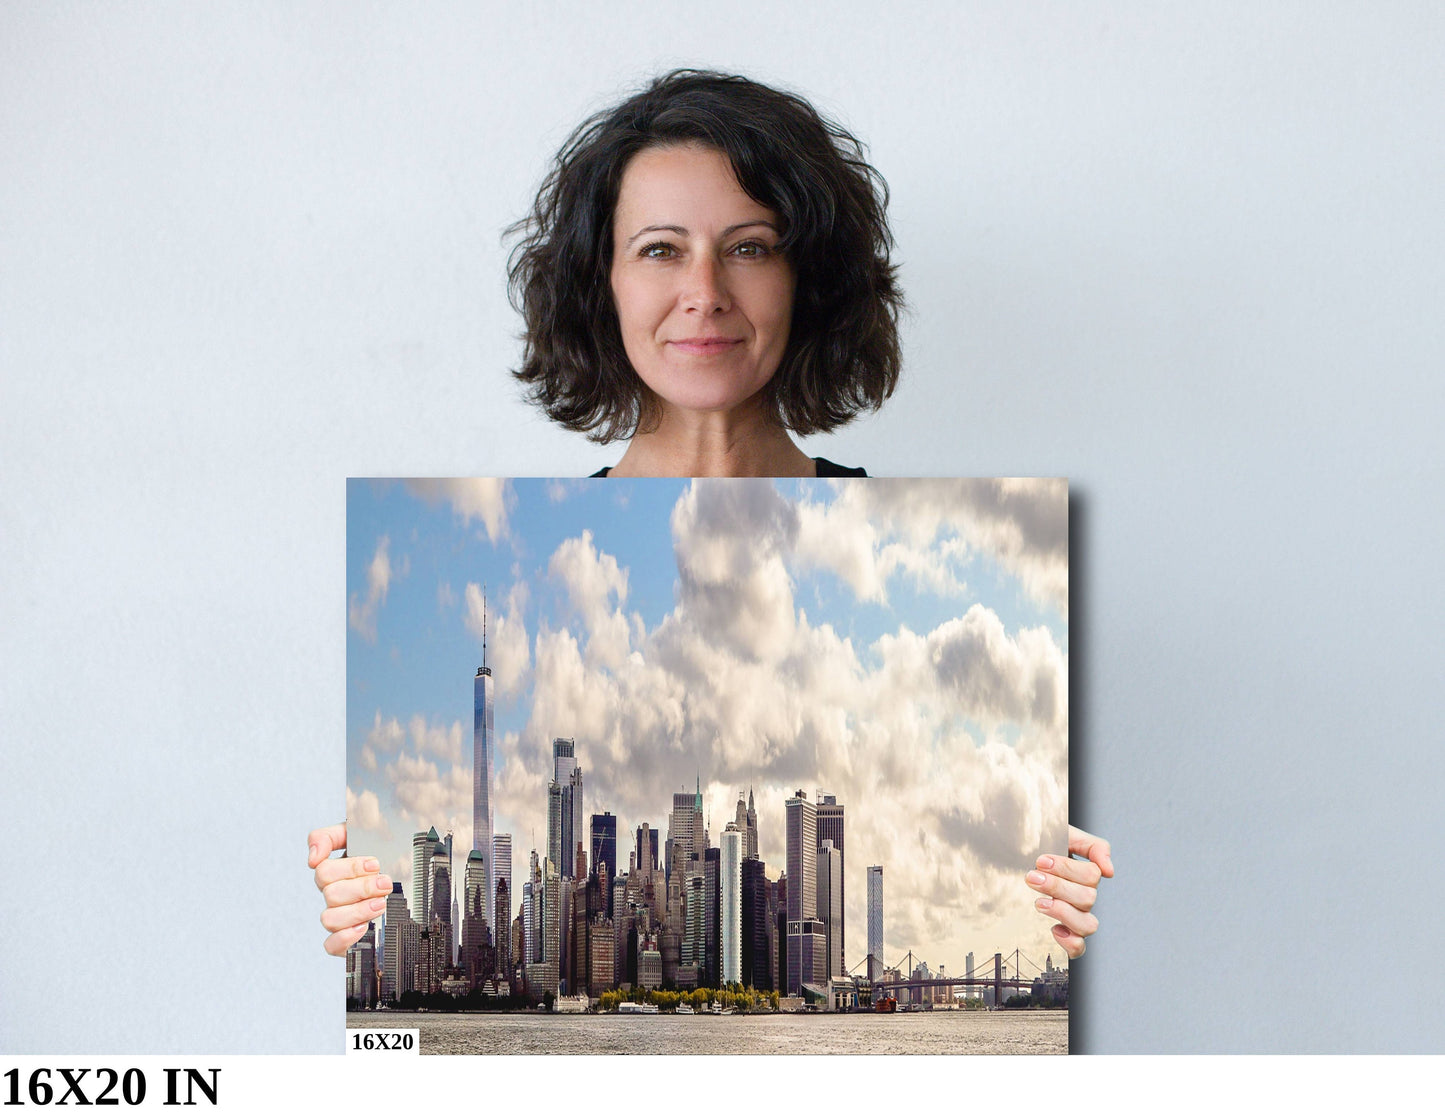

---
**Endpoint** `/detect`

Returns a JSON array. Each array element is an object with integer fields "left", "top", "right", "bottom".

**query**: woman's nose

[{"left": 680, "top": 255, "right": 731, "bottom": 314}]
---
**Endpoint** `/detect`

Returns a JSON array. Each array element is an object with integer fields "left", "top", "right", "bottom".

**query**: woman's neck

[{"left": 608, "top": 399, "right": 815, "bottom": 478}]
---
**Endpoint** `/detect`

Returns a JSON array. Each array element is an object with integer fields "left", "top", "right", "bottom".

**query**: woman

[{"left": 312, "top": 69, "right": 1112, "bottom": 963}]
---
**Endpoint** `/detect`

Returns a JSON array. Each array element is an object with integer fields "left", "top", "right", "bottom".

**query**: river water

[{"left": 347, "top": 1009, "right": 1067, "bottom": 1055}]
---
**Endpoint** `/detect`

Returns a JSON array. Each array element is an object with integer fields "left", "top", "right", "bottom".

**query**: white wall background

[{"left": 3, "top": 2, "right": 1442, "bottom": 1053}]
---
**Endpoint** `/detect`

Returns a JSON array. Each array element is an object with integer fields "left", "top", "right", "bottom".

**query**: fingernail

[
  {"left": 363, "top": 858, "right": 379, "bottom": 872},
  {"left": 1026, "top": 870, "right": 1047, "bottom": 886},
  {"left": 309, "top": 845, "right": 318, "bottom": 863},
  {"left": 376, "top": 875, "right": 391, "bottom": 892},
  {"left": 1037, "top": 855, "right": 1054, "bottom": 870},
  {"left": 370, "top": 898, "right": 386, "bottom": 912},
  {"left": 1035, "top": 896, "right": 1053, "bottom": 911}
]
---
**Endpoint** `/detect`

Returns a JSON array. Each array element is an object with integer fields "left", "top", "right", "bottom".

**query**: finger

[
  {"left": 323, "top": 873, "right": 392, "bottom": 909},
  {"left": 320, "top": 894, "right": 388, "bottom": 935},
  {"left": 1068, "top": 826, "right": 1114, "bottom": 878},
  {"left": 324, "top": 921, "right": 371, "bottom": 958},
  {"left": 1051, "top": 923, "right": 1085, "bottom": 960},
  {"left": 308, "top": 824, "right": 347, "bottom": 869},
  {"left": 314, "top": 855, "right": 380, "bottom": 891},
  {"left": 1025, "top": 867, "right": 1097, "bottom": 911},
  {"left": 1033, "top": 894, "right": 1098, "bottom": 939},
  {"left": 1033, "top": 852, "right": 1101, "bottom": 889}
]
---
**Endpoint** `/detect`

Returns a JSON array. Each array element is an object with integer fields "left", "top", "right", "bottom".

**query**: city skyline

[{"left": 346, "top": 477, "right": 1069, "bottom": 970}]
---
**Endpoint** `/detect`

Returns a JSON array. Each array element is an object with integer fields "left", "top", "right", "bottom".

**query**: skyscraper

[
  {"left": 745, "top": 788, "right": 758, "bottom": 860},
  {"left": 784, "top": 790, "right": 824, "bottom": 994},
  {"left": 741, "top": 857, "right": 770, "bottom": 990},
  {"left": 818, "top": 839, "right": 843, "bottom": 979},
  {"left": 412, "top": 826, "right": 440, "bottom": 927},
  {"left": 549, "top": 738, "right": 584, "bottom": 878},
  {"left": 867, "top": 865, "right": 884, "bottom": 982},
  {"left": 634, "top": 822, "right": 659, "bottom": 873},
  {"left": 591, "top": 812, "right": 617, "bottom": 917},
  {"left": 817, "top": 793, "right": 844, "bottom": 974},
  {"left": 784, "top": 792, "right": 817, "bottom": 922},
  {"left": 382, "top": 882, "right": 414, "bottom": 1002},
  {"left": 720, "top": 825, "right": 742, "bottom": 986},
  {"left": 492, "top": 834, "right": 512, "bottom": 947},
  {"left": 474, "top": 604, "right": 496, "bottom": 918}
]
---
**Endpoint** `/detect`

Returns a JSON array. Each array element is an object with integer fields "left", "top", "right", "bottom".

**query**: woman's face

[{"left": 609, "top": 143, "right": 795, "bottom": 420}]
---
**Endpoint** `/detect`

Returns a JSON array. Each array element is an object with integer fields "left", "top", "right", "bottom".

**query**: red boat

[{"left": 874, "top": 996, "right": 897, "bottom": 1013}]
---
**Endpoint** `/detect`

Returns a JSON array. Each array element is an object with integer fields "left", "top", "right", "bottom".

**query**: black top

[{"left": 590, "top": 456, "right": 867, "bottom": 478}]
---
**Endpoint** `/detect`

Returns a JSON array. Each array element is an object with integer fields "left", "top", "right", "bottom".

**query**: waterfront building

[
  {"left": 474, "top": 628, "right": 495, "bottom": 915},
  {"left": 720, "top": 825, "right": 742, "bottom": 986},
  {"left": 816, "top": 794, "right": 844, "bottom": 971},
  {"left": 492, "top": 834, "right": 512, "bottom": 945},
  {"left": 867, "top": 865, "right": 884, "bottom": 982},
  {"left": 818, "top": 839, "right": 844, "bottom": 979},
  {"left": 741, "top": 857, "right": 770, "bottom": 990}
]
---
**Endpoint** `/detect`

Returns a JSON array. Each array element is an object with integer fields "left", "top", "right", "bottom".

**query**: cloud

[
  {"left": 835, "top": 478, "right": 1069, "bottom": 617},
  {"left": 404, "top": 478, "right": 512, "bottom": 543},
  {"left": 407, "top": 714, "right": 464, "bottom": 765},
  {"left": 437, "top": 581, "right": 456, "bottom": 612},
  {"left": 348, "top": 536, "right": 394, "bottom": 642},
  {"left": 548, "top": 530, "right": 633, "bottom": 669},
  {"left": 346, "top": 786, "right": 390, "bottom": 838}
]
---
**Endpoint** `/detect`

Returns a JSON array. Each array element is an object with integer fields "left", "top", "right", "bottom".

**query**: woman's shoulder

[
  {"left": 589, "top": 458, "right": 867, "bottom": 479},
  {"left": 811, "top": 457, "right": 868, "bottom": 477}
]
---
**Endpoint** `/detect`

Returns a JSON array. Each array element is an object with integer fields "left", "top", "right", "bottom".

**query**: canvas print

[{"left": 344, "top": 477, "right": 1069, "bottom": 1053}]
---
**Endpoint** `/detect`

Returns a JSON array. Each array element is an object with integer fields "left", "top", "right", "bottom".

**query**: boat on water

[
  {"left": 676, "top": 1003, "right": 696, "bottom": 1015},
  {"left": 617, "top": 1002, "right": 659, "bottom": 1015},
  {"left": 553, "top": 994, "right": 589, "bottom": 1014},
  {"left": 874, "top": 996, "right": 897, "bottom": 1013}
]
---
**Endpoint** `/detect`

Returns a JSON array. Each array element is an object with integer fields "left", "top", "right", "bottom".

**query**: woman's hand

[
  {"left": 1026, "top": 826, "right": 1113, "bottom": 959},
  {"left": 308, "top": 823, "right": 392, "bottom": 957}
]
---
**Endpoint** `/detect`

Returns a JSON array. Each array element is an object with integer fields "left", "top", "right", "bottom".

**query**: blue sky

[{"left": 346, "top": 477, "right": 1069, "bottom": 972}]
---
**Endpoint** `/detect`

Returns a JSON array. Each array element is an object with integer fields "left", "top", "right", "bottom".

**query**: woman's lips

[{"left": 668, "top": 337, "right": 743, "bottom": 355}]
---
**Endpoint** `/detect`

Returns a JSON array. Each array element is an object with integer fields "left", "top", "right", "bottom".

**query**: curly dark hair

[{"left": 507, "top": 69, "right": 903, "bottom": 443}]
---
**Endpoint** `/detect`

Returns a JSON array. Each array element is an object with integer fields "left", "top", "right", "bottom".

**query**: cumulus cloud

[
  {"left": 831, "top": 478, "right": 1069, "bottom": 617},
  {"left": 548, "top": 530, "right": 633, "bottom": 669},
  {"left": 404, "top": 478, "right": 512, "bottom": 543},
  {"left": 346, "top": 786, "right": 390, "bottom": 838},
  {"left": 348, "top": 536, "right": 394, "bottom": 642},
  {"left": 406, "top": 714, "right": 464, "bottom": 765}
]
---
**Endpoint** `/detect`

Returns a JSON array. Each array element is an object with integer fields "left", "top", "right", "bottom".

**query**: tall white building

[
  {"left": 720, "top": 825, "right": 742, "bottom": 986},
  {"left": 867, "top": 865, "right": 884, "bottom": 982},
  {"left": 818, "top": 839, "right": 844, "bottom": 979}
]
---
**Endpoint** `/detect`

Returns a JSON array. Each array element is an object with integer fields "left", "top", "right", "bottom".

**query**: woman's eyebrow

[{"left": 622, "top": 220, "right": 779, "bottom": 248}]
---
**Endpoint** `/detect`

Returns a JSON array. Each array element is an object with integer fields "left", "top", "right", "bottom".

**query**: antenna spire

[{"left": 483, "top": 583, "right": 488, "bottom": 669}]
